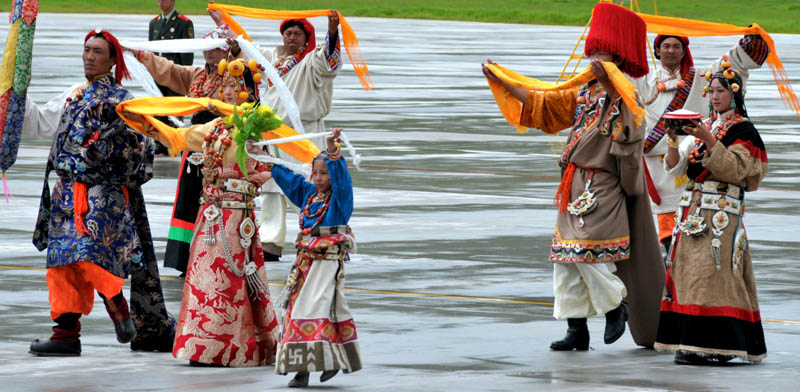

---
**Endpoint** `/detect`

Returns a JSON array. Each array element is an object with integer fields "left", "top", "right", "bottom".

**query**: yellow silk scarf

[
  {"left": 0, "top": 20, "right": 20, "bottom": 94},
  {"left": 115, "top": 97, "right": 320, "bottom": 163},
  {"left": 485, "top": 62, "right": 643, "bottom": 134},
  {"left": 207, "top": 2, "right": 373, "bottom": 91},
  {"left": 637, "top": 13, "right": 799, "bottom": 119}
]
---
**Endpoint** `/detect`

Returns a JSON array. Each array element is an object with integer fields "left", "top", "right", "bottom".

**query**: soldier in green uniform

[
  {"left": 148, "top": 0, "right": 194, "bottom": 97},
  {"left": 148, "top": 1, "right": 194, "bottom": 155},
  {"left": 147, "top": 1, "right": 196, "bottom": 253}
]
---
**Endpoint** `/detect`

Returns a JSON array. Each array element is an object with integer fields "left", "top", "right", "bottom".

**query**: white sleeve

[
  {"left": 257, "top": 43, "right": 275, "bottom": 63},
  {"left": 696, "top": 42, "right": 760, "bottom": 92},
  {"left": 21, "top": 84, "right": 80, "bottom": 140},
  {"left": 632, "top": 72, "right": 657, "bottom": 106},
  {"left": 727, "top": 43, "right": 760, "bottom": 93}
]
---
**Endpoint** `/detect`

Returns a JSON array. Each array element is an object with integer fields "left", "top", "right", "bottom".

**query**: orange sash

[
  {"left": 485, "top": 62, "right": 644, "bottom": 135},
  {"left": 207, "top": 2, "right": 373, "bottom": 91},
  {"left": 637, "top": 13, "right": 799, "bottom": 119},
  {"left": 115, "top": 97, "right": 320, "bottom": 163}
]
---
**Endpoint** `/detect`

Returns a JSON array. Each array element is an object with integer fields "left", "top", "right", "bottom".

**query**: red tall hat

[
  {"left": 84, "top": 28, "right": 130, "bottom": 84},
  {"left": 654, "top": 35, "right": 694, "bottom": 76},
  {"left": 279, "top": 19, "right": 316, "bottom": 63},
  {"left": 584, "top": 3, "right": 648, "bottom": 78}
]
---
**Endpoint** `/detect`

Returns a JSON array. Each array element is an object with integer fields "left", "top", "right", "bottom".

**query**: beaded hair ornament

[
  {"left": 701, "top": 55, "right": 746, "bottom": 115},
  {"left": 688, "top": 60, "right": 748, "bottom": 164},
  {"left": 217, "top": 58, "right": 266, "bottom": 101},
  {"left": 203, "top": 24, "right": 232, "bottom": 49}
]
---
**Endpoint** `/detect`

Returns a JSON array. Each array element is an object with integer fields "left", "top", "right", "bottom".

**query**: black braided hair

[{"left": 240, "top": 67, "right": 258, "bottom": 103}]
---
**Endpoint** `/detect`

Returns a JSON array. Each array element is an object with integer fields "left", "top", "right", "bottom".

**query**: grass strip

[{"left": 4, "top": 1, "right": 798, "bottom": 33}]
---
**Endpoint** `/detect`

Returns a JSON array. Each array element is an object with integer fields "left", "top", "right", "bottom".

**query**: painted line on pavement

[
  {"left": 3, "top": 264, "right": 797, "bottom": 324},
  {"left": 358, "top": 164, "right": 560, "bottom": 180},
  {"left": 15, "top": 147, "right": 800, "bottom": 193}
]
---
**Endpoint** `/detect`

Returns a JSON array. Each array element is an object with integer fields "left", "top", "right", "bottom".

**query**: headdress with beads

[
  {"left": 203, "top": 24, "right": 232, "bottom": 50},
  {"left": 583, "top": 3, "right": 649, "bottom": 78},
  {"left": 216, "top": 57, "right": 265, "bottom": 102},
  {"left": 702, "top": 58, "right": 748, "bottom": 117},
  {"left": 84, "top": 28, "right": 129, "bottom": 83}
]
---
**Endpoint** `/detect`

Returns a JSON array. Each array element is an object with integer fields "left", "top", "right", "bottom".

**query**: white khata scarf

[{"left": 120, "top": 37, "right": 305, "bottom": 133}]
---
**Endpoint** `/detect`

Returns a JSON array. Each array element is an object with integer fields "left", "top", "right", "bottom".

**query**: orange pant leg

[
  {"left": 657, "top": 212, "right": 677, "bottom": 242},
  {"left": 46, "top": 264, "right": 94, "bottom": 320},
  {"left": 79, "top": 261, "right": 125, "bottom": 299},
  {"left": 45, "top": 261, "right": 125, "bottom": 320}
]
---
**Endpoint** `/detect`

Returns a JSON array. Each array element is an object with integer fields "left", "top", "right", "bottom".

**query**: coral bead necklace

[
  {"left": 300, "top": 191, "right": 332, "bottom": 235},
  {"left": 202, "top": 119, "right": 233, "bottom": 184},
  {"left": 189, "top": 71, "right": 223, "bottom": 98},
  {"left": 643, "top": 72, "right": 687, "bottom": 106},
  {"left": 688, "top": 112, "right": 743, "bottom": 164}
]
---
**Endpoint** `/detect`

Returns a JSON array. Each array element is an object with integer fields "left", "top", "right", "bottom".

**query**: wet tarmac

[{"left": 1, "top": 13, "right": 799, "bottom": 391}]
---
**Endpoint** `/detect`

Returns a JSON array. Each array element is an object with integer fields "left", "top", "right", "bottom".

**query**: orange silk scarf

[
  {"left": 485, "top": 62, "right": 643, "bottom": 134},
  {"left": 637, "top": 13, "right": 799, "bottom": 119},
  {"left": 207, "top": 2, "right": 373, "bottom": 91},
  {"left": 116, "top": 97, "right": 320, "bottom": 163}
]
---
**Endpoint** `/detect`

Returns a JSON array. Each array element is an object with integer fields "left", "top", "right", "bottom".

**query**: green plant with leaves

[{"left": 223, "top": 102, "right": 283, "bottom": 179}]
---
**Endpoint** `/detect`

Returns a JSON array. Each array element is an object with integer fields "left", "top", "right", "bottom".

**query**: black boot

[
  {"left": 675, "top": 350, "right": 732, "bottom": 366},
  {"left": 674, "top": 350, "right": 710, "bottom": 365},
  {"left": 320, "top": 369, "right": 339, "bottom": 383},
  {"left": 263, "top": 250, "right": 281, "bottom": 262},
  {"left": 29, "top": 339, "right": 82, "bottom": 357},
  {"left": 550, "top": 318, "right": 589, "bottom": 351},
  {"left": 101, "top": 292, "right": 137, "bottom": 344},
  {"left": 604, "top": 303, "right": 628, "bottom": 344},
  {"left": 189, "top": 360, "right": 225, "bottom": 367},
  {"left": 661, "top": 236, "right": 672, "bottom": 254},
  {"left": 29, "top": 313, "right": 82, "bottom": 357},
  {"left": 288, "top": 372, "right": 309, "bottom": 388}
]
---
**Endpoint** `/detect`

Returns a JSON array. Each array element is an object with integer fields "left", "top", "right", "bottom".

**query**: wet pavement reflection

[{"left": 1, "top": 13, "right": 799, "bottom": 391}]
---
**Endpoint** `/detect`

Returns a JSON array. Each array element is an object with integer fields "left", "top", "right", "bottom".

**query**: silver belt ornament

[
  {"left": 678, "top": 209, "right": 707, "bottom": 237},
  {"left": 205, "top": 205, "right": 268, "bottom": 299},
  {"left": 693, "top": 180, "right": 742, "bottom": 199},
  {"left": 220, "top": 199, "right": 256, "bottom": 209},
  {"left": 202, "top": 205, "right": 220, "bottom": 245},
  {"left": 200, "top": 204, "right": 267, "bottom": 298},
  {"left": 710, "top": 211, "right": 729, "bottom": 270},
  {"left": 567, "top": 172, "right": 598, "bottom": 227},
  {"left": 677, "top": 190, "right": 708, "bottom": 237},
  {"left": 239, "top": 217, "right": 255, "bottom": 249},
  {"left": 222, "top": 178, "right": 258, "bottom": 196},
  {"left": 678, "top": 183, "right": 744, "bottom": 272},
  {"left": 186, "top": 152, "right": 204, "bottom": 174}
]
